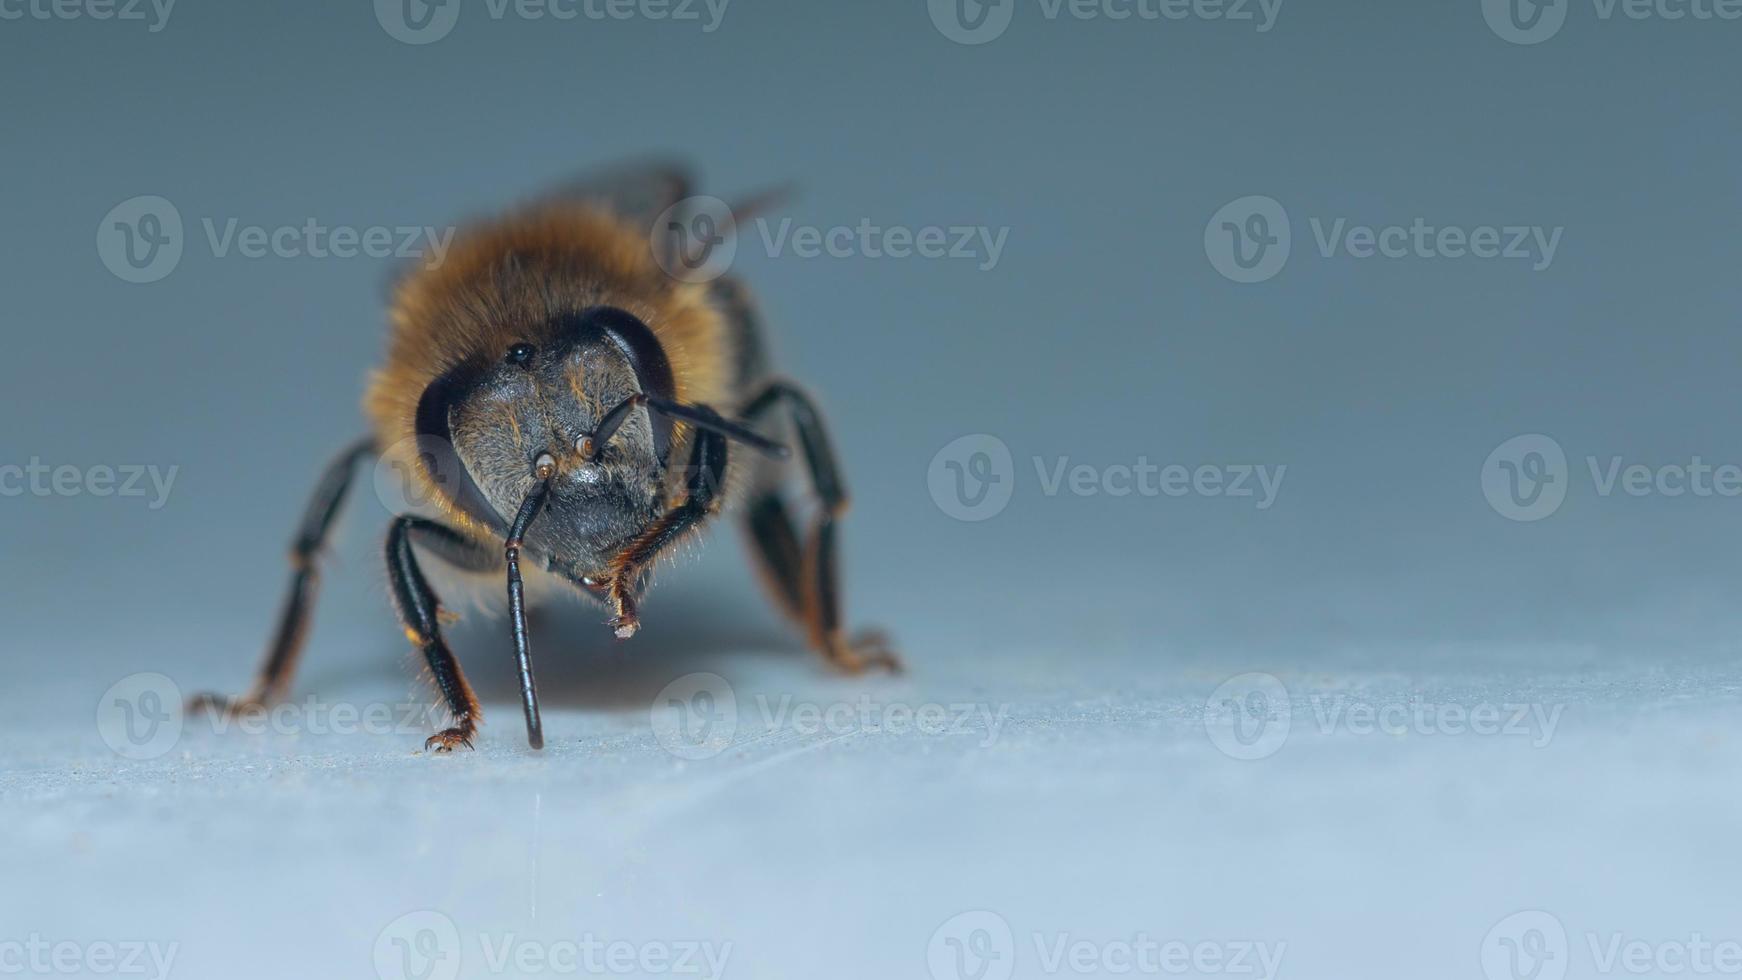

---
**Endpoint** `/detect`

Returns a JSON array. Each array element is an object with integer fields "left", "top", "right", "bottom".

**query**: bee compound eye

[{"left": 533, "top": 452, "right": 557, "bottom": 480}]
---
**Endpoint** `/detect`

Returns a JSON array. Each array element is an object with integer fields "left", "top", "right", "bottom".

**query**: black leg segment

[
  {"left": 739, "top": 380, "right": 899, "bottom": 674},
  {"left": 386, "top": 515, "right": 484, "bottom": 752},
  {"left": 189, "top": 437, "right": 375, "bottom": 714},
  {"left": 604, "top": 418, "right": 730, "bottom": 638}
]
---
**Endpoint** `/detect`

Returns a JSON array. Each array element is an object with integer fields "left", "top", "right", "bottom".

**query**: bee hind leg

[
  {"left": 739, "top": 381, "right": 900, "bottom": 674},
  {"left": 189, "top": 437, "right": 376, "bottom": 718}
]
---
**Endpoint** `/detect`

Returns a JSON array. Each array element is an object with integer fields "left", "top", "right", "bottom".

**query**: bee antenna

[
  {"left": 587, "top": 393, "right": 789, "bottom": 461},
  {"left": 505, "top": 477, "right": 552, "bottom": 750}
]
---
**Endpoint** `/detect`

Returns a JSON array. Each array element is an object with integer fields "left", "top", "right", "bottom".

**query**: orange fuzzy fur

[{"left": 364, "top": 203, "right": 733, "bottom": 538}]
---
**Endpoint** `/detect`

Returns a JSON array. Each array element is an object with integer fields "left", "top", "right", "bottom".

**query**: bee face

[{"left": 420, "top": 307, "right": 680, "bottom": 574}]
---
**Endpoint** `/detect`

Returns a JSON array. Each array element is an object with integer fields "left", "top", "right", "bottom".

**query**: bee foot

[
  {"left": 608, "top": 587, "right": 641, "bottom": 639},
  {"left": 825, "top": 628, "right": 903, "bottom": 674},
  {"left": 609, "top": 614, "right": 640, "bottom": 639},
  {"left": 424, "top": 727, "right": 476, "bottom": 753}
]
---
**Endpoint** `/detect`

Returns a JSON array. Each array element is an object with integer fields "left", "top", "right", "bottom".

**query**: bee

[{"left": 191, "top": 163, "right": 900, "bottom": 752}]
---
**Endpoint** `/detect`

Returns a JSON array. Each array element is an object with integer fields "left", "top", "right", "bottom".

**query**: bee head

[{"left": 416, "top": 306, "right": 677, "bottom": 572}]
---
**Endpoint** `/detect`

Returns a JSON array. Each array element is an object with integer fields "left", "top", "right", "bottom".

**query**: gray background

[{"left": 3, "top": 0, "right": 1741, "bottom": 978}]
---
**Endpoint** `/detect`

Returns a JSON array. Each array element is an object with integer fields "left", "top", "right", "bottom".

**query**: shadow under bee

[{"left": 304, "top": 585, "right": 802, "bottom": 717}]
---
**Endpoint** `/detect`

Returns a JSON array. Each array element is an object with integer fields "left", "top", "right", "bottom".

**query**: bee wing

[{"left": 542, "top": 159, "right": 694, "bottom": 225}]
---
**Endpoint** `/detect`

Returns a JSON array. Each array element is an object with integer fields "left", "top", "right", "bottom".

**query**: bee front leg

[
  {"left": 386, "top": 516, "right": 487, "bottom": 752},
  {"left": 605, "top": 419, "right": 730, "bottom": 639},
  {"left": 739, "top": 380, "right": 900, "bottom": 674},
  {"left": 189, "top": 437, "right": 376, "bottom": 717}
]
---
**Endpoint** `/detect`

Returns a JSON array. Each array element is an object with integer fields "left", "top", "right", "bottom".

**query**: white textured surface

[
  {"left": 5, "top": 1, "right": 1740, "bottom": 976},
  {"left": 7, "top": 580, "right": 1742, "bottom": 980}
]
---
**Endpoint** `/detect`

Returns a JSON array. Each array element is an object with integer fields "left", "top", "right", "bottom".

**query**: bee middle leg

[
  {"left": 739, "top": 380, "right": 900, "bottom": 674},
  {"left": 386, "top": 516, "right": 499, "bottom": 752}
]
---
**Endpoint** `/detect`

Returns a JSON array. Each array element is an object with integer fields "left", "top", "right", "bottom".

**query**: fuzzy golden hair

[{"left": 364, "top": 202, "right": 735, "bottom": 537}]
